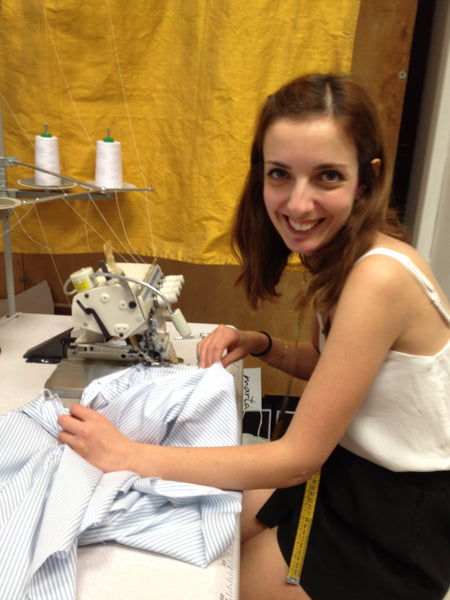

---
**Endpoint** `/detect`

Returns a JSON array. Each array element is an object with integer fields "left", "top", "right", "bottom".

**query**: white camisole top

[{"left": 321, "top": 248, "right": 450, "bottom": 473}]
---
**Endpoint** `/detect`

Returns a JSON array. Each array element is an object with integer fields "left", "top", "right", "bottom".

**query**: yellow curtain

[{"left": 0, "top": 0, "right": 360, "bottom": 264}]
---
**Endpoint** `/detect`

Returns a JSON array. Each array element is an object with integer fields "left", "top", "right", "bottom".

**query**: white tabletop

[
  {"left": 0, "top": 312, "right": 240, "bottom": 600},
  {"left": 0, "top": 312, "right": 74, "bottom": 412}
]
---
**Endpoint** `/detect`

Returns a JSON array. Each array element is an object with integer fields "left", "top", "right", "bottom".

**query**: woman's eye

[
  {"left": 320, "top": 170, "right": 343, "bottom": 183},
  {"left": 267, "top": 168, "right": 289, "bottom": 181}
]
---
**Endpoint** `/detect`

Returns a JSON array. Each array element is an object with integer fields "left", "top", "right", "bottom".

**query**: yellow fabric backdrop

[{"left": 0, "top": 0, "right": 360, "bottom": 264}]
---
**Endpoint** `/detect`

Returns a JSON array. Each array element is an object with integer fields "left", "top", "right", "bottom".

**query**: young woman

[{"left": 58, "top": 74, "right": 450, "bottom": 600}]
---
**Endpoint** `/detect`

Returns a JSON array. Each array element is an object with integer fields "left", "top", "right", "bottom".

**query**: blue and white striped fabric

[{"left": 0, "top": 362, "right": 242, "bottom": 600}]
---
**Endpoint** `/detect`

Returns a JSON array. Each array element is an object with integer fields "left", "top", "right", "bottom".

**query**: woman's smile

[{"left": 287, "top": 217, "right": 324, "bottom": 233}]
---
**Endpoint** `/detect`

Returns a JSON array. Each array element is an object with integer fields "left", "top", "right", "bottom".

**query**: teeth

[{"left": 289, "top": 219, "right": 320, "bottom": 232}]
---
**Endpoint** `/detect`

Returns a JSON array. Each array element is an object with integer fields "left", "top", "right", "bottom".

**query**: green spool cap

[
  {"left": 103, "top": 127, "right": 114, "bottom": 142},
  {"left": 41, "top": 123, "right": 52, "bottom": 137}
]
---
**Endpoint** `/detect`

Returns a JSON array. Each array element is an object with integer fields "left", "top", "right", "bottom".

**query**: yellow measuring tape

[{"left": 286, "top": 469, "right": 321, "bottom": 586}]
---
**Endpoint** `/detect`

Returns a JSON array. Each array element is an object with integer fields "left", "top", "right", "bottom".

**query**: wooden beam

[{"left": 351, "top": 0, "right": 418, "bottom": 175}]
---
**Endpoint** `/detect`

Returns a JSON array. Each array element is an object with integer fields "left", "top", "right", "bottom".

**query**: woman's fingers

[{"left": 197, "top": 325, "right": 240, "bottom": 368}]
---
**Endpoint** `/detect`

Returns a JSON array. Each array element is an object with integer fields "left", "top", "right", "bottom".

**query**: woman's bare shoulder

[{"left": 359, "top": 234, "right": 448, "bottom": 306}]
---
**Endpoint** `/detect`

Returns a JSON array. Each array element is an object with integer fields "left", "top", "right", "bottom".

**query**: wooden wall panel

[
  {"left": 351, "top": 0, "right": 418, "bottom": 180},
  {"left": 0, "top": 252, "right": 24, "bottom": 296}
]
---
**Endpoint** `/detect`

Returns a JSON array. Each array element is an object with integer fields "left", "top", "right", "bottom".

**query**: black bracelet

[{"left": 250, "top": 331, "right": 272, "bottom": 357}]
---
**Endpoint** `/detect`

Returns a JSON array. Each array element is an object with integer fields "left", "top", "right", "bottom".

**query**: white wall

[
  {"left": 404, "top": 0, "right": 450, "bottom": 298},
  {"left": 430, "top": 145, "right": 450, "bottom": 299},
  {"left": 406, "top": 7, "right": 450, "bottom": 597}
]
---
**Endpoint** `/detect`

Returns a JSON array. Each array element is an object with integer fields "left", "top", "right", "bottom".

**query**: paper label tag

[{"left": 243, "top": 368, "right": 261, "bottom": 412}]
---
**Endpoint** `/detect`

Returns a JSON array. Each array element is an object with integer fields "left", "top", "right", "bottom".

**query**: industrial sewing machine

[
  {"left": 64, "top": 258, "right": 191, "bottom": 365},
  {"left": 25, "top": 254, "right": 193, "bottom": 403}
]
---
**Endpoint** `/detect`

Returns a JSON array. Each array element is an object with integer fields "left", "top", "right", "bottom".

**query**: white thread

[
  {"left": 114, "top": 192, "right": 143, "bottom": 259},
  {"left": 32, "top": 204, "right": 71, "bottom": 304},
  {"left": 84, "top": 192, "right": 136, "bottom": 259},
  {"left": 242, "top": 405, "right": 265, "bottom": 441},
  {"left": 40, "top": 2, "right": 95, "bottom": 149},
  {"left": 0, "top": 92, "right": 33, "bottom": 146},
  {"left": 95, "top": 139, "right": 123, "bottom": 188},
  {"left": 83, "top": 222, "right": 93, "bottom": 254},
  {"left": 34, "top": 135, "right": 62, "bottom": 187},
  {"left": 106, "top": 0, "right": 156, "bottom": 257}
]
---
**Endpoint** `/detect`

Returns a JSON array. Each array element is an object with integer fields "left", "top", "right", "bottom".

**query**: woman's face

[{"left": 263, "top": 116, "right": 360, "bottom": 256}]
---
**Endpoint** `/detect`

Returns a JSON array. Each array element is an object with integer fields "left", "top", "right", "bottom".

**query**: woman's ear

[
  {"left": 357, "top": 159, "right": 382, "bottom": 196},
  {"left": 371, "top": 158, "right": 381, "bottom": 178}
]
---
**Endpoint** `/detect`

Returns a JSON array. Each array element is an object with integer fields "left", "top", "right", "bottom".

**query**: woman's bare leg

[
  {"left": 240, "top": 526, "right": 312, "bottom": 600},
  {"left": 239, "top": 489, "right": 312, "bottom": 599}
]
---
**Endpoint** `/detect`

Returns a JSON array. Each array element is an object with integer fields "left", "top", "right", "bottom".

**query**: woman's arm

[
  {"left": 257, "top": 315, "right": 321, "bottom": 379},
  {"left": 197, "top": 323, "right": 321, "bottom": 381},
  {"left": 57, "top": 406, "right": 310, "bottom": 490},
  {"left": 58, "top": 258, "right": 409, "bottom": 491}
]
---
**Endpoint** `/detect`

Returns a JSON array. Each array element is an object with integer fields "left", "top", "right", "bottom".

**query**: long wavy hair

[{"left": 232, "top": 73, "right": 408, "bottom": 314}]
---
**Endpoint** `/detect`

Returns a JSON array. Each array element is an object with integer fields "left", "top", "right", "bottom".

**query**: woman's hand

[
  {"left": 196, "top": 325, "right": 266, "bottom": 368},
  {"left": 57, "top": 404, "right": 136, "bottom": 472}
]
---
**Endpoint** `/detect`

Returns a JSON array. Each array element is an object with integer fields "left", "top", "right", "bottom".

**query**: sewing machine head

[{"left": 66, "top": 259, "right": 191, "bottom": 365}]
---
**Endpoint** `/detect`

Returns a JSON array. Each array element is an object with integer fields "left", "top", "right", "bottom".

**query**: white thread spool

[
  {"left": 95, "top": 131, "right": 123, "bottom": 189},
  {"left": 63, "top": 266, "right": 98, "bottom": 295},
  {"left": 34, "top": 130, "right": 62, "bottom": 187}
]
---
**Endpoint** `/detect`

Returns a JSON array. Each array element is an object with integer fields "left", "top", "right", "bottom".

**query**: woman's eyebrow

[
  {"left": 264, "top": 160, "right": 290, "bottom": 167},
  {"left": 264, "top": 160, "right": 350, "bottom": 170},
  {"left": 316, "top": 162, "right": 349, "bottom": 170}
]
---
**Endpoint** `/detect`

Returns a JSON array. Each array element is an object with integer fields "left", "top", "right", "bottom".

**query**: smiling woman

[
  {"left": 56, "top": 73, "right": 449, "bottom": 600},
  {"left": 195, "top": 73, "right": 449, "bottom": 600}
]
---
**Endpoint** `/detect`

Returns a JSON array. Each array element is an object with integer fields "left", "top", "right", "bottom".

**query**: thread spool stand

[{"left": 0, "top": 97, "right": 154, "bottom": 318}]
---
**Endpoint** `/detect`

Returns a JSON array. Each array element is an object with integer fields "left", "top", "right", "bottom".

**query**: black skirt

[{"left": 257, "top": 445, "right": 450, "bottom": 600}]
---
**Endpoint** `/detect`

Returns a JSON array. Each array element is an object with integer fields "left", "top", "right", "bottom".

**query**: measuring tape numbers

[{"left": 286, "top": 469, "right": 321, "bottom": 586}]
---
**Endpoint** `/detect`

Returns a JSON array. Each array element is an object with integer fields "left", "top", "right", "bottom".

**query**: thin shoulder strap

[{"left": 356, "top": 248, "right": 450, "bottom": 325}]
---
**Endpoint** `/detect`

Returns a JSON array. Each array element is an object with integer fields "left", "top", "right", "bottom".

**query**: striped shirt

[{"left": 0, "top": 362, "right": 242, "bottom": 600}]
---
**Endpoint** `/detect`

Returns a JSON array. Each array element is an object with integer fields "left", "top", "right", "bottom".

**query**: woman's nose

[{"left": 288, "top": 180, "right": 315, "bottom": 214}]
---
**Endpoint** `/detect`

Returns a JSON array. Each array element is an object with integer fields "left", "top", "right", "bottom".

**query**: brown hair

[{"left": 232, "top": 73, "right": 408, "bottom": 313}]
